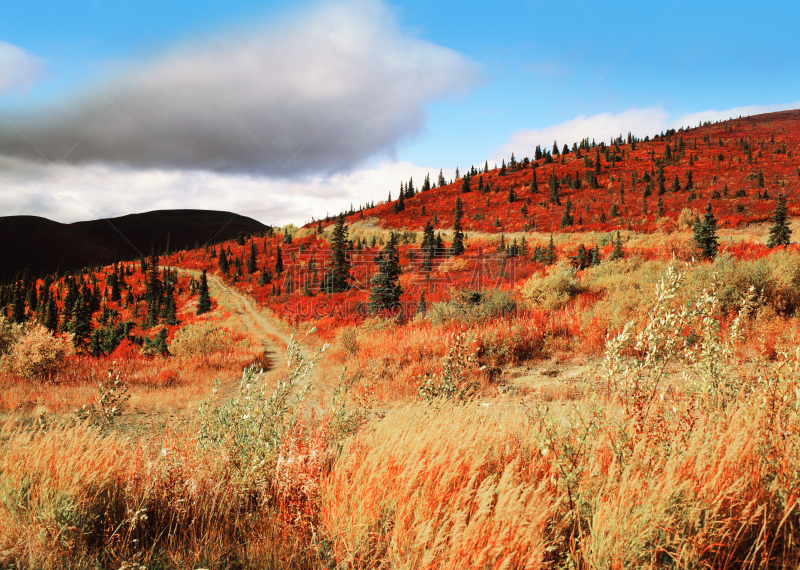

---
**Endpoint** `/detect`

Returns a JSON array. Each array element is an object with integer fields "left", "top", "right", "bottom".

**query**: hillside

[
  {"left": 0, "top": 209, "right": 269, "bottom": 278},
  {"left": 326, "top": 109, "right": 800, "bottom": 235}
]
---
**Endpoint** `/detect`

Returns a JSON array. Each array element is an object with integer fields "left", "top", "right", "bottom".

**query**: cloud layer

[
  {"left": 496, "top": 102, "right": 800, "bottom": 162},
  {"left": 0, "top": 0, "right": 478, "bottom": 177},
  {"left": 0, "top": 41, "right": 45, "bottom": 96},
  {"left": 0, "top": 156, "right": 455, "bottom": 226}
]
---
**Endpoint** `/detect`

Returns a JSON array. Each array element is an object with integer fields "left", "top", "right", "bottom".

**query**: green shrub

[{"left": 521, "top": 264, "right": 584, "bottom": 311}]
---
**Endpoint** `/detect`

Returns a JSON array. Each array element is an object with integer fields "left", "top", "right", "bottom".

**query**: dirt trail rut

[{"left": 177, "top": 269, "right": 318, "bottom": 401}]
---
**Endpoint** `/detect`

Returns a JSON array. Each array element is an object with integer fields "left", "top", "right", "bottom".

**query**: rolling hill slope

[
  {"left": 328, "top": 109, "right": 800, "bottom": 236},
  {"left": 0, "top": 209, "right": 269, "bottom": 278}
]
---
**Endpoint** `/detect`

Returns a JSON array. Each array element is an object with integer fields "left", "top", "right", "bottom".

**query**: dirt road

[{"left": 203, "top": 273, "right": 293, "bottom": 361}]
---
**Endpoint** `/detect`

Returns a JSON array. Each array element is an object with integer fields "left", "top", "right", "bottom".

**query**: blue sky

[{"left": 0, "top": 0, "right": 798, "bottom": 225}]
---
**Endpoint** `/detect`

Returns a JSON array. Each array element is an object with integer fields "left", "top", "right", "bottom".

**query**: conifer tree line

[
  {"left": 0, "top": 235, "right": 237, "bottom": 358},
  {"left": 345, "top": 111, "right": 797, "bottom": 238}
]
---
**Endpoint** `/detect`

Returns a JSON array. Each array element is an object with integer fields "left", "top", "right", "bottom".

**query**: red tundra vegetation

[{"left": 3, "top": 110, "right": 800, "bottom": 568}]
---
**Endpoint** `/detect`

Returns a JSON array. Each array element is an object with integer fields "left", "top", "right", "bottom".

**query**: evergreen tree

[
  {"left": 416, "top": 290, "right": 427, "bottom": 315},
  {"left": 145, "top": 328, "right": 169, "bottom": 356},
  {"left": 368, "top": 232, "right": 402, "bottom": 313},
  {"left": 197, "top": 270, "right": 212, "bottom": 315},
  {"left": 421, "top": 220, "right": 435, "bottom": 272},
  {"left": 693, "top": 201, "right": 720, "bottom": 260},
  {"left": 218, "top": 247, "right": 229, "bottom": 274},
  {"left": 545, "top": 234, "right": 557, "bottom": 265},
  {"left": 44, "top": 294, "right": 59, "bottom": 332},
  {"left": 161, "top": 284, "right": 178, "bottom": 325},
  {"left": 68, "top": 289, "right": 92, "bottom": 347},
  {"left": 590, "top": 244, "right": 601, "bottom": 267},
  {"left": 560, "top": 199, "right": 573, "bottom": 228},
  {"left": 610, "top": 231, "right": 624, "bottom": 260},
  {"left": 451, "top": 197, "right": 465, "bottom": 256},
  {"left": 247, "top": 241, "right": 258, "bottom": 274},
  {"left": 109, "top": 264, "right": 121, "bottom": 302},
  {"left": 670, "top": 174, "right": 681, "bottom": 193},
  {"left": 330, "top": 214, "right": 351, "bottom": 293},
  {"left": 767, "top": 193, "right": 792, "bottom": 247},
  {"left": 274, "top": 246, "right": 284, "bottom": 277},
  {"left": 529, "top": 167, "right": 538, "bottom": 193},
  {"left": 11, "top": 283, "right": 25, "bottom": 323},
  {"left": 549, "top": 169, "right": 560, "bottom": 204},
  {"left": 145, "top": 245, "right": 163, "bottom": 328},
  {"left": 25, "top": 285, "right": 37, "bottom": 314},
  {"left": 507, "top": 185, "right": 516, "bottom": 203}
]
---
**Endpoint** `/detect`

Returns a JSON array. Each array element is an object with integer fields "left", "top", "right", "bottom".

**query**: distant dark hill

[{"left": 0, "top": 209, "right": 269, "bottom": 278}]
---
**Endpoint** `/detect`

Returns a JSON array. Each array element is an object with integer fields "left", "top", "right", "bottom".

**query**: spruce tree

[
  {"left": 421, "top": 220, "right": 435, "bottom": 272},
  {"left": 693, "top": 201, "right": 720, "bottom": 260},
  {"left": 530, "top": 167, "right": 538, "bottom": 193},
  {"left": 11, "top": 283, "right": 25, "bottom": 323},
  {"left": 218, "top": 247, "right": 229, "bottom": 275},
  {"left": 197, "top": 269, "right": 212, "bottom": 315},
  {"left": 767, "top": 193, "right": 792, "bottom": 247},
  {"left": 549, "top": 169, "right": 560, "bottom": 204},
  {"left": 507, "top": 185, "right": 516, "bottom": 203},
  {"left": 416, "top": 290, "right": 427, "bottom": 315},
  {"left": 68, "top": 289, "right": 92, "bottom": 347},
  {"left": 44, "top": 294, "right": 59, "bottom": 332},
  {"left": 330, "top": 214, "right": 351, "bottom": 293},
  {"left": 368, "top": 232, "right": 402, "bottom": 313},
  {"left": 25, "top": 285, "right": 37, "bottom": 314},
  {"left": 274, "top": 246, "right": 284, "bottom": 277},
  {"left": 560, "top": 201, "right": 573, "bottom": 229},
  {"left": 145, "top": 245, "right": 163, "bottom": 328},
  {"left": 610, "top": 231, "right": 624, "bottom": 260},
  {"left": 161, "top": 284, "right": 178, "bottom": 325},
  {"left": 545, "top": 234, "right": 557, "bottom": 265},
  {"left": 451, "top": 197, "right": 465, "bottom": 256},
  {"left": 146, "top": 328, "right": 169, "bottom": 356},
  {"left": 247, "top": 241, "right": 258, "bottom": 274}
]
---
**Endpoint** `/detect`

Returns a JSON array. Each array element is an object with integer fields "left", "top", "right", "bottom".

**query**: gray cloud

[{"left": 0, "top": 0, "right": 479, "bottom": 177}]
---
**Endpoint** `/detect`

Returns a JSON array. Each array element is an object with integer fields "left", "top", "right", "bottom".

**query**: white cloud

[
  {"left": 0, "top": 0, "right": 479, "bottom": 177},
  {"left": 497, "top": 108, "right": 671, "bottom": 160},
  {"left": 0, "top": 41, "right": 45, "bottom": 95},
  {"left": 0, "top": 156, "right": 455, "bottom": 226},
  {"left": 496, "top": 101, "right": 800, "bottom": 162}
]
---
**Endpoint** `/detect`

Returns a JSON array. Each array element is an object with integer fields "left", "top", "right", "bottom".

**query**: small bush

[
  {"left": 521, "top": 264, "right": 584, "bottom": 311},
  {"left": 168, "top": 320, "right": 244, "bottom": 360},
  {"left": 428, "top": 290, "right": 516, "bottom": 324},
  {"left": 0, "top": 316, "right": 21, "bottom": 355},
  {"left": 337, "top": 326, "right": 360, "bottom": 358},
  {"left": 677, "top": 207, "right": 698, "bottom": 230},
  {"left": 9, "top": 324, "right": 74, "bottom": 378}
]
